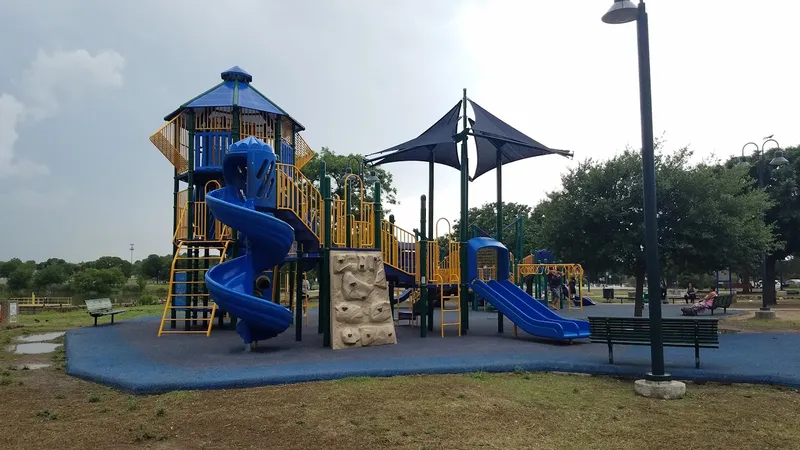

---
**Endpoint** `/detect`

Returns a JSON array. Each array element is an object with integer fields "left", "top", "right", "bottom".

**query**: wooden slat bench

[
  {"left": 589, "top": 316, "right": 719, "bottom": 368},
  {"left": 85, "top": 298, "right": 127, "bottom": 326}
]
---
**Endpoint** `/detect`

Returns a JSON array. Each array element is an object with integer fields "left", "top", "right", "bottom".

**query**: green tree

[
  {"left": 7, "top": 264, "right": 35, "bottom": 292},
  {"left": 726, "top": 145, "right": 800, "bottom": 303},
  {"left": 86, "top": 256, "right": 134, "bottom": 279},
  {"left": 452, "top": 202, "right": 537, "bottom": 257},
  {"left": 302, "top": 147, "right": 398, "bottom": 210},
  {"left": 71, "top": 268, "right": 126, "bottom": 295},
  {"left": 140, "top": 254, "right": 171, "bottom": 283},
  {"left": 536, "top": 147, "right": 773, "bottom": 316},
  {"left": 0, "top": 258, "right": 23, "bottom": 278},
  {"left": 136, "top": 274, "right": 149, "bottom": 293},
  {"left": 32, "top": 264, "right": 69, "bottom": 291}
]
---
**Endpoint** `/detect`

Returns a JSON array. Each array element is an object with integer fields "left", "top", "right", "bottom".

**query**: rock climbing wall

[{"left": 329, "top": 249, "right": 397, "bottom": 350}]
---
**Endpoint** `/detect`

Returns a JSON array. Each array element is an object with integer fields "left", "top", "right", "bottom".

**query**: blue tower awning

[{"left": 164, "top": 66, "right": 305, "bottom": 131}]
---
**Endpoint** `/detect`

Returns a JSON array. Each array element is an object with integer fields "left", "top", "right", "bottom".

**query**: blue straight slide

[
  {"left": 204, "top": 186, "right": 294, "bottom": 344},
  {"left": 470, "top": 279, "right": 590, "bottom": 340}
]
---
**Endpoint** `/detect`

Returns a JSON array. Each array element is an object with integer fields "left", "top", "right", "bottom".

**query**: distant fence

[{"left": 2, "top": 295, "right": 74, "bottom": 307}]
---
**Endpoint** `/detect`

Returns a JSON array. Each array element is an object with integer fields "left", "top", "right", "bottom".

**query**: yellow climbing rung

[
  {"left": 158, "top": 240, "right": 230, "bottom": 337},
  {"left": 436, "top": 274, "right": 461, "bottom": 337}
]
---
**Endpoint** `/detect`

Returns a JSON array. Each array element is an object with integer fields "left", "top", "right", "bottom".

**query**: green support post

[
  {"left": 186, "top": 110, "right": 196, "bottom": 330},
  {"left": 428, "top": 150, "right": 434, "bottom": 242},
  {"left": 459, "top": 88, "right": 470, "bottom": 334},
  {"left": 275, "top": 116, "right": 282, "bottom": 160},
  {"left": 171, "top": 168, "right": 179, "bottom": 328},
  {"left": 373, "top": 182, "right": 382, "bottom": 249},
  {"left": 321, "top": 163, "right": 333, "bottom": 347},
  {"left": 295, "top": 244, "right": 304, "bottom": 342},
  {"left": 496, "top": 147, "right": 504, "bottom": 333},
  {"left": 288, "top": 261, "right": 296, "bottom": 311},
  {"left": 345, "top": 176, "right": 352, "bottom": 248},
  {"left": 419, "top": 195, "right": 428, "bottom": 338},
  {"left": 274, "top": 264, "right": 282, "bottom": 304},
  {"left": 229, "top": 106, "right": 241, "bottom": 327}
]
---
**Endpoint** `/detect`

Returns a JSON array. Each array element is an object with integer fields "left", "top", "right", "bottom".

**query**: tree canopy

[
  {"left": 302, "top": 147, "right": 398, "bottom": 210},
  {"left": 451, "top": 202, "right": 538, "bottom": 258},
  {"left": 534, "top": 147, "right": 773, "bottom": 315}
]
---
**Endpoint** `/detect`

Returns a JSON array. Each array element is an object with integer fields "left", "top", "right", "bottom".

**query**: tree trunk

[
  {"left": 741, "top": 274, "right": 752, "bottom": 293},
  {"left": 765, "top": 257, "right": 777, "bottom": 305},
  {"left": 634, "top": 266, "right": 645, "bottom": 317}
]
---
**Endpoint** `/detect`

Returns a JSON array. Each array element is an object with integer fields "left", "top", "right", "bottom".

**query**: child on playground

[
  {"left": 302, "top": 274, "right": 311, "bottom": 317},
  {"left": 681, "top": 288, "right": 717, "bottom": 316},
  {"left": 547, "top": 269, "right": 562, "bottom": 309}
]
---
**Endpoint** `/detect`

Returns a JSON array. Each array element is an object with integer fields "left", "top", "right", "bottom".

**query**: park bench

[
  {"left": 589, "top": 316, "right": 719, "bottom": 368},
  {"left": 710, "top": 293, "right": 735, "bottom": 315},
  {"left": 85, "top": 298, "right": 127, "bottom": 326}
]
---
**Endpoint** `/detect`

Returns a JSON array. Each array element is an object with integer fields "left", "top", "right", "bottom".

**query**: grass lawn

[
  {"left": 3, "top": 304, "right": 800, "bottom": 449},
  {"left": 721, "top": 310, "right": 800, "bottom": 333}
]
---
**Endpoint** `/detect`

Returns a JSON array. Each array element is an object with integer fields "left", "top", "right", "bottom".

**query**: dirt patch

[
  {"left": 1, "top": 367, "right": 799, "bottom": 450},
  {"left": 721, "top": 311, "right": 800, "bottom": 333}
]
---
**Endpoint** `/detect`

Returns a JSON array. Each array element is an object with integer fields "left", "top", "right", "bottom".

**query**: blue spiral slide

[
  {"left": 467, "top": 237, "right": 589, "bottom": 341},
  {"left": 204, "top": 137, "right": 295, "bottom": 347}
]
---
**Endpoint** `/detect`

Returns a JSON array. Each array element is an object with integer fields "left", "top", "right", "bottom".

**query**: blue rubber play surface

[{"left": 66, "top": 305, "right": 800, "bottom": 394}]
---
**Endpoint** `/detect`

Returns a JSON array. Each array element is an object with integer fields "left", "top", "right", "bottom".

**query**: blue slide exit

[
  {"left": 466, "top": 237, "right": 589, "bottom": 341},
  {"left": 471, "top": 279, "right": 590, "bottom": 340},
  {"left": 204, "top": 137, "right": 295, "bottom": 346}
]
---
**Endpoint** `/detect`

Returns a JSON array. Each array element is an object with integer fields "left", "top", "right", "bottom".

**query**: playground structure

[{"left": 149, "top": 66, "right": 589, "bottom": 348}]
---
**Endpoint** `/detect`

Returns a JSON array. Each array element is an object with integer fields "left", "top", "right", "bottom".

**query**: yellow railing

[
  {"left": 149, "top": 115, "right": 189, "bottom": 172},
  {"left": 175, "top": 186, "right": 227, "bottom": 242},
  {"left": 195, "top": 107, "right": 233, "bottom": 131},
  {"left": 355, "top": 202, "right": 375, "bottom": 248},
  {"left": 294, "top": 133, "right": 316, "bottom": 169},
  {"left": 434, "top": 241, "right": 460, "bottom": 283},
  {"left": 276, "top": 163, "right": 323, "bottom": 242},
  {"left": 381, "top": 220, "right": 416, "bottom": 275},
  {"left": 5, "top": 294, "right": 73, "bottom": 307},
  {"left": 332, "top": 197, "right": 347, "bottom": 246}
]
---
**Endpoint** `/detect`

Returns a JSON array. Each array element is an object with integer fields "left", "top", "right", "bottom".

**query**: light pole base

[
  {"left": 755, "top": 310, "right": 776, "bottom": 320},
  {"left": 634, "top": 379, "right": 686, "bottom": 400}
]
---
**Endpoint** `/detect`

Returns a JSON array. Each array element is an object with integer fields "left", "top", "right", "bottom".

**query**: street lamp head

[
  {"left": 769, "top": 150, "right": 789, "bottom": 167},
  {"left": 602, "top": 0, "right": 639, "bottom": 24},
  {"left": 737, "top": 159, "right": 751, "bottom": 169},
  {"left": 364, "top": 170, "right": 380, "bottom": 184}
]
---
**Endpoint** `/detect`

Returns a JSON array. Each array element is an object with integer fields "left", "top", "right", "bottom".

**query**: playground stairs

[
  {"left": 436, "top": 274, "right": 461, "bottom": 337},
  {"left": 158, "top": 240, "right": 230, "bottom": 336},
  {"left": 395, "top": 289, "right": 420, "bottom": 327}
]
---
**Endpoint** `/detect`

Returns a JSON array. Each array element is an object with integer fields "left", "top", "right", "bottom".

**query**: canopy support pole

[{"left": 459, "top": 89, "right": 470, "bottom": 334}]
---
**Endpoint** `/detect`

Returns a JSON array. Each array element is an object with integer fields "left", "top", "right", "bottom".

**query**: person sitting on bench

[
  {"left": 681, "top": 288, "right": 717, "bottom": 316},
  {"left": 683, "top": 282, "right": 697, "bottom": 304}
]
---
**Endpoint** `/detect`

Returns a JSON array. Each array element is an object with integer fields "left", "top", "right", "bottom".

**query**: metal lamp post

[
  {"left": 602, "top": 0, "right": 668, "bottom": 381},
  {"left": 740, "top": 139, "right": 789, "bottom": 311}
]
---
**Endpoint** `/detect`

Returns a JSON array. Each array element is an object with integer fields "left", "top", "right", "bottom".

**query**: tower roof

[{"left": 163, "top": 66, "right": 305, "bottom": 131}]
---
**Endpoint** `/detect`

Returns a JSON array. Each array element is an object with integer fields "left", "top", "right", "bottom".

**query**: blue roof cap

[
  {"left": 221, "top": 66, "right": 252, "bottom": 83},
  {"left": 228, "top": 136, "right": 273, "bottom": 153},
  {"left": 163, "top": 66, "right": 305, "bottom": 130}
]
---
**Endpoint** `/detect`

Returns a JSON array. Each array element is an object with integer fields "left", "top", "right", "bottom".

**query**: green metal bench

[
  {"left": 710, "top": 293, "right": 735, "bottom": 315},
  {"left": 85, "top": 298, "right": 127, "bottom": 326},
  {"left": 589, "top": 316, "right": 719, "bottom": 368}
]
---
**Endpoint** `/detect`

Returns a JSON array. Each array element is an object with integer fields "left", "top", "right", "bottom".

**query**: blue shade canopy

[
  {"left": 365, "top": 101, "right": 463, "bottom": 171},
  {"left": 164, "top": 66, "right": 304, "bottom": 130},
  {"left": 469, "top": 100, "right": 563, "bottom": 180}
]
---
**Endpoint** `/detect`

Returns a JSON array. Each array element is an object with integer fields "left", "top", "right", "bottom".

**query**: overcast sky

[{"left": 1, "top": 0, "right": 798, "bottom": 263}]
